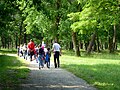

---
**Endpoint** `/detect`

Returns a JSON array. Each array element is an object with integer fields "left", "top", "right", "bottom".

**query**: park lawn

[
  {"left": 61, "top": 51, "right": 120, "bottom": 90},
  {"left": 0, "top": 53, "right": 30, "bottom": 90},
  {"left": 0, "top": 49, "right": 17, "bottom": 54}
]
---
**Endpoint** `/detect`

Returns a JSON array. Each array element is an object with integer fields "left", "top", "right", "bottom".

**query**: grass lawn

[
  {"left": 1, "top": 49, "right": 120, "bottom": 90},
  {"left": 0, "top": 49, "right": 30, "bottom": 90},
  {"left": 61, "top": 50, "right": 120, "bottom": 90},
  {"left": 0, "top": 49, "right": 17, "bottom": 54}
]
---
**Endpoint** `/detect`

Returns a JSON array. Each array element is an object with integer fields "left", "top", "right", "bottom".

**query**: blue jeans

[
  {"left": 46, "top": 58, "right": 50, "bottom": 68},
  {"left": 34, "top": 54, "right": 38, "bottom": 63},
  {"left": 38, "top": 55, "right": 44, "bottom": 67},
  {"left": 23, "top": 50, "right": 27, "bottom": 60}
]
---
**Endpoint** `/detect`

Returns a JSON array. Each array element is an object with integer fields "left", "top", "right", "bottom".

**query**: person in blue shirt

[{"left": 45, "top": 47, "right": 51, "bottom": 68}]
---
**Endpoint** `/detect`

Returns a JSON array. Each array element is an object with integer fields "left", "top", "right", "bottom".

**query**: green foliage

[
  {"left": 1, "top": 0, "right": 120, "bottom": 52},
  {"left": 17, "top": 0, "right": 80, "bottom": 43},
  {"left": 68, "top": 0, "right": 120, "bottom": 49},
  {"left": 0, "top": 0, "right": 21, "bottom": 48}
]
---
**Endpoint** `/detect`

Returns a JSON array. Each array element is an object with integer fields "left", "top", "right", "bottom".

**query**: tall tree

[{"left": 68, "top": 0, "right": 120, "bottom": 54}]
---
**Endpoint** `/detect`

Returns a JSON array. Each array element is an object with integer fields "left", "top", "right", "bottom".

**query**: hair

[
  {"left": 47, "top": 47, "right": 50, "bottom": 51},
  {"left": 54, "top": 40, "right": 57, "bottom": 43},
  {"left": 30, "top": 39, "right": 33, "bottom": 42},
  {"left": 39, "top": 44, "right": 42, "bottom": 47}
]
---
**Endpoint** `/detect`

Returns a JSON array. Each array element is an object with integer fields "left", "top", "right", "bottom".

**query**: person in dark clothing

[{"left": 38, "top": 44, "right": 45, "bottom": 69}]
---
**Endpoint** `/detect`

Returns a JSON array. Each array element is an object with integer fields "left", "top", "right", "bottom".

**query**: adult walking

[
  {"left": 23, "top": 43, "right": 27, "bottom": 60},
  {"left": 38, "top": 44, "right": 45, "bottom": 69},
  {"left": 53, "top": 41, "right": 61, "bottom": 68},
  {"left": 27, "top": 39, "right": 35, "bottom": 61}
]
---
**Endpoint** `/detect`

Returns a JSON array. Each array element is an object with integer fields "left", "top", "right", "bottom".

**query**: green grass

[
  {"left": 0, "top": 48, "right": 17, "bottom": 54},
  {"left": 0, "top": 52, "right": 29, "bottom": 90},
  {"left": 61, "top": 50, "right": 120, "bottom": 90}
]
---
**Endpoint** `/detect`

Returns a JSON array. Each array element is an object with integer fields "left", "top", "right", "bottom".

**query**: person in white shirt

[{"left": 52, "top": 41, "right": 61, "bottom": 68}]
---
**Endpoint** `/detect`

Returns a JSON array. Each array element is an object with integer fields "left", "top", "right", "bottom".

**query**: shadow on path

[{"left": 19, "top": 60, "right": 97, "bottom": 90}]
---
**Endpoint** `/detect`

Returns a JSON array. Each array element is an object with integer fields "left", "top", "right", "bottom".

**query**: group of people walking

[{"left": 17, "top": 39, "right": 61, "bottom": 69}]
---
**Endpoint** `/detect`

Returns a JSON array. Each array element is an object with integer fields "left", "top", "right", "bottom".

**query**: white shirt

[
  {"left": 44, "top": 48, "right": 48, "bottom": 53},
  {"left": 53, "top": 43, "right": 61, "bottom": 52}
]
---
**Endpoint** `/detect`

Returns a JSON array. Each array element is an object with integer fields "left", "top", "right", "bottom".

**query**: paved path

[{"left": 19, "top": 60, "right": 97, "bottom": 90}]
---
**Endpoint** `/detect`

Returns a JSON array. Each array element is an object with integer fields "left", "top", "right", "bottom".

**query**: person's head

[
  {"left": 54, "top": 40, "right": 57, "bottom": 43},
  {"left": 38, "top": 44, "right": 42, "bottom": 47},
  {"left": 37, "top": 44, "right": 40, "bottom": 48},
  {"left": 47, "top": 47, "right": 50, "bottom": 51},
  {"left": 30, "top": 39, "right": 33, "bottom": 42},
  {"left": 42, "top": 46, "right": 44, "bottom": 49}
]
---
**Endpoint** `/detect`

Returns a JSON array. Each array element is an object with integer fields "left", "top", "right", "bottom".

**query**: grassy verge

[
  {"left": 0, "top": 49, "right": 17, "bottom": 54},
  {"left": 61, "top": 50, "right": 120, "bottom": 90},
  {"left": 0, "top": 52, "right": 29, "bottom": 90}
]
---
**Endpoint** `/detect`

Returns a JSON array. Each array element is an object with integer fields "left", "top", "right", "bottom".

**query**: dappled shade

[{"left": 0, "top": 54, "right": 29, "bottom": 89}]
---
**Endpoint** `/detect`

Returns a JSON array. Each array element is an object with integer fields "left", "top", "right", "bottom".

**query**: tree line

[{"left": 0, "top": 0, "right": 120, "bottom": 56}]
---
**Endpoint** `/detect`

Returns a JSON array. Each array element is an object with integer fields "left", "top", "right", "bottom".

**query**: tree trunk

[
  {"left": 0, "top": 37, "right": 1, "bottom": 49},
  {"left": 72, "top": 32, "right": 80, "bottom": 56},
  {"left": 113, "top": 24, "right": 116, "bottom": 51},
  {"left": 87, "top": 31, "right": 96, "bottom": 54},
  {"left": 96, "top": 35, "right": 100, "bottom": 52},
  {"left": 93, "top": 41, "right": 97, "bottom": 51},
  {"left": 108, "top": 30, "right": 113, "bottom": 53},
  {"left": 54, "top": 0, "right": 61, "bottom": 42},
  {"left": 84, "top": 41, "right": 89, "bottom": 51},
  {"left": 109, "top": 37, "right": 113, "bottom": 53},
  {"left": 19, "top": 14, "right": 25, "bottom": 45},
  {"left": 80, "top": 42, "right": 83, "bottom": 49},
  {"left": 104, "top": 42, "right": 108, "bottom": 49},
  {"left": 1, "top": 37, "right": 4, "bottom": 48},
  {"left": 15, "top": 33, "right": 18, "bottom": 49},
  {"left": 100, "top": 43, "right": 103, "bottom": 50},
  {"left": 7, "top": 38, "right": 9, "bottom": 49},
  {"left": 19, "top": 22, "right": 22, "bottom": 46},
  {"left": 69, "top": 41, "right": 73, "bottom": 50},
  {"left": 5, "top": 38, "right": 7, "bottom": 48},
  {"left": 23, "top": 28, "right": 27, "bottom": 44}
]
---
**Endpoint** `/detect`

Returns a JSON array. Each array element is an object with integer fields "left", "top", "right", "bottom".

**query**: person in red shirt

[{"left": 27, "top": 39, "right": 35, "bottom": 61}]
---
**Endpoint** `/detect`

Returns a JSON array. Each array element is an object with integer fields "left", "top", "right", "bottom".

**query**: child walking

[{"left": 45, "top": 47, "right": 51, "bottom": 68}]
